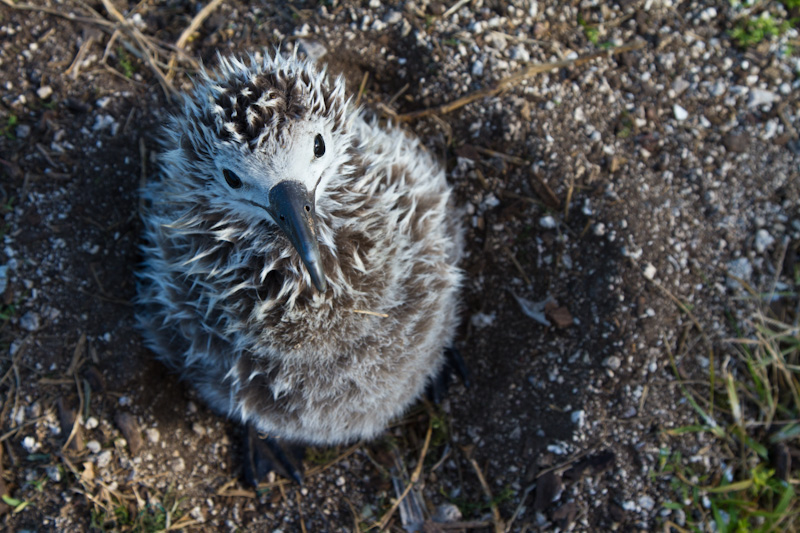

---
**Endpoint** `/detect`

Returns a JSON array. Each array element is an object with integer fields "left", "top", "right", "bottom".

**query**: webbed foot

[
  {"left": 427, "top": 346, "right": 470, "bottom": 404},
  {"left": 242, "top": 424, "right": 305, "bottom": 486}
]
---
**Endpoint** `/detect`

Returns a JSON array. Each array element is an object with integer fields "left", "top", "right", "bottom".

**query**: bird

[{"left": 136, "top": 50, "right": 465, "bottom": 485}]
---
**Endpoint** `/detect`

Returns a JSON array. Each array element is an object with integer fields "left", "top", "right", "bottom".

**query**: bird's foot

[
  {"left": 427, "top": 346, "right": 470, "bottom": 404},
  {"left": 242, "top": 424, "right": 305, "bottom": 487}
]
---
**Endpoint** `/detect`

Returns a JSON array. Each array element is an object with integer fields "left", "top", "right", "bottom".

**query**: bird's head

[{"left": 167, "top": 52, "right": 354, "bottom": 293}]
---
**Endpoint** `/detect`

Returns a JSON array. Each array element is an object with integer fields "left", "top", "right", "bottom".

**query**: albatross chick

[{"left": 137, "top": 51, "right": 464, "bottom": 485}]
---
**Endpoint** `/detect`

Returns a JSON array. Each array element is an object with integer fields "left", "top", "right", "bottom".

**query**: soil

[{"left": 0, "top": 1, "right": 798, "bottom": 532}]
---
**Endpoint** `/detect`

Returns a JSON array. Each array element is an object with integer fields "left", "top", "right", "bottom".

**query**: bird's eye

[
  {"left": 222, "top": 169, "right": 242, "bottom": 189},
  {"left": 314, "top": 134, "right": 325, "bottom": 158}
]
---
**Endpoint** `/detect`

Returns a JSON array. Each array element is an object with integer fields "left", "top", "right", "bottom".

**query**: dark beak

[{"left": 268, "top": 181, "right": 326, "bottom": 292}]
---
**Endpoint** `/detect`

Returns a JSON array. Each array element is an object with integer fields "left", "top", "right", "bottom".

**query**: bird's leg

[
  {"left": 427, "top": 347, "right": 470, "bottom": 404},
  {"left": 242, "top": 423, "right": 305, "bottom": 486}
]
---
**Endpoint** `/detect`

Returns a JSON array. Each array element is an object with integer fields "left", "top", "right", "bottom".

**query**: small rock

[
  {"left": 592, "top": 223, "right": 606, "bottom": 236},
  {"left": 638, "top": 495, "right": 655, "bottom": 511},
  {"left": 709, "top": 81, "right": 726, "bottom": 97},
  {"left": 192, "top": 422, "right": 206, "bottom": 436},
  {"left": 602, "top": 356, "right": 622, "bottom": 371},
  {"left": 36, "top": 86, "right": 53, "bottom": 99},
  {"left": 697, "top": 7, "right": 717, "bottom": 22},
  {"left": 170, "top": 457, "right": 186, "bottom": 472},
  {"left": 433, "top": 503, "right": 462, "bottom": 523},
  {"left": 545, "top": 305, "right": 573, "bottom": 328},
  {"left": 335, "top": 475, "right": 346, "bottom": 487},
  {"left": 22, "top": 436, "right": 39, "bottom": 453},
  {"left": 671, "top": 78, "right": 690, "bottom": 95},
  {"left": 115, "top": 412, "right": 143, "bottom": 455},
  {"left": 673, "top": 104, "right": 688, "bottom": 121},
  {"left": 533, "top": 471, "right": 563, "bottom": 511},
  {"left": 19, "top": 311, "right": 41, "bottom": 331},
  {"left": 84, "top": 416, "right": 99, "bottom": 430},
  {"left": 0, "top": 265, "right": 8, "bottom": 295},
  {"left": 86, "top": 440, "right": 102, "bottom": 454},
  {"left": 755, "top": 229, "right": 775, "bottom": 253},
  {"left": 571, "top": 410, "right": 585, "bottom": 429},
  {"left": 726, "top": 257, "right": 752, "bottom": 289},
  {"left": 56, "top": 397, "right": 84, "bottom": 451},
  {"left": 643, "top": 262, "right": 657, "bottom": 280},
  {"left": 146, "top": 428, "right": 160, "bottom": 444},
  {"left": 96, "top": 450, "right": 113, "bottom": 468},
  {"left": 723, "top": 133, "right": 748, "bottom": 153},
  {"left": 15, "top": 124, "right": 31, "bottom": 139},
  {"left": 471, "top": 60, "right": 484, "bottom": 77},
  {"left": 539, "top": 215, "right": 557, "bottom": 229},
  {"left": 552, "top": 501, "right": 578, "bottom": 526},
  {"left": 470, "top": 311, "right": 495, "bottom": 328},
  {"left": 46, "top": 465, "right": 61, "bottom": 482},
  {"left": 748, "top": 88, "right": 778, "bottom": 108}
]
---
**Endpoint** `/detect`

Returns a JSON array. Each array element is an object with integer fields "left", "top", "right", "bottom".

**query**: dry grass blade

[
  {"left": 395, "top": 40, "right": 646, "bottom": 121},
  {"left": 355, "top": 71, "right": 369, "bottom": 108},
  {"left": 502, "top": 246, "right": 532, "bottom": 286},
  {"left": 99, "top": 0, "right": 173, "bottom": 95},
  {"left": 373, "top": 420, "right": 433, "bottom": 531},
  {"left": 166, "top": 0, "right": 225, "bottom": 82},
  {"left": 468, "top": 457, "right": 504, "bottom": 533}
]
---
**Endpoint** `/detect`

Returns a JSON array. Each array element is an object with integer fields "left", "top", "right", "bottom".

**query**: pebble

[
  {"left": 709, "top": 81, "right": 726, "bottom": 97},
  {"left": 726, "top": 257, "right": 752, "bottom": 289},
  {"left": 592, "top": 223, "right": 606, "bottom": 236},
  {"left": 86, "top": 440, "right": 102, "bottom": 453},
  {"left": 571, "top": 410, "right": 585, "bottom": 429},
  {"left": 642, "top": 262, "right": 657, "bottom": 280},
  {"left": 115, "top": 412, "right": 144, "bottom": 455},
  {"left": 754, "top": 229, "right": 775, "bottom": 253},
  {"left": 540, "top": 215, "right": 557, "bottom": 229},
  {"left": 335, "top": 475, "right": 346, "bottom": 487},
  {"left": 84, "top": 416, "right": 99, "bottom": 429},
  {"left": 433, "top": 503, "right": 462, "bottom": 523},
  {"left": 46, "top": 465, "right": 61, "bottom": 482},
  {"left": 673, "top": 104, "right": 688, "bottom": 121},
  {"left": 96, "top": 450, "right": 113, "bottom": 468},
  {"left": 602, "top": 356, "right": 622, "bottom": 371},
  {"left": 15, "top": 124, "right": 31, "bottom": 139},
  {"left": 0, "top": 265, "right": 8, "bottom": 294},
  {"left": 146, "top": 428, "right": 160, "bottom": 444},
  {"left": 471, "top": 60, "right": 484, "bottom": 77},
  {"left": 723, "top": 133, "right": 748, "bottom": 153},
  {"left": 19, "top": 311, "right": 41, "bottom": 332},
  {"left": 36, "top": 86, "right": 53, "bottom": 99},
  {"left": 171, "top": 457, "right": 186, "bottom": 472},
  {"left": 638, "top": 495, "right": 655, "bottom": 511},
  {"left": 22, "top": 436, "right": 39, "bottom": 452},
  {"left": 671, "top": 78, "right": 690, "bottom": 95},
  {"left": 747, "top": 88, "right": 778, "bottom": 108}
]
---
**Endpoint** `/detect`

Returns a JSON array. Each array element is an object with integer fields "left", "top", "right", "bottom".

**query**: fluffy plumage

[{"left": 137, "top": 51, "right": 463, "bottom": 448}]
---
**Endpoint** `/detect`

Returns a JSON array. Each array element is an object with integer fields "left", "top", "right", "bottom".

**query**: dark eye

[
  {"left": 222, "top": 169, "right": 242, "bottom": 189},
  {"left": 313, "top": 134, "right": 325, "bottom": 158}
]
